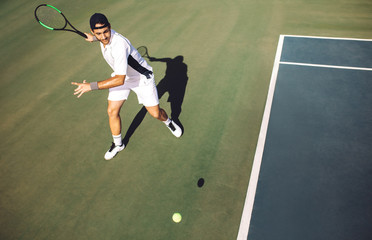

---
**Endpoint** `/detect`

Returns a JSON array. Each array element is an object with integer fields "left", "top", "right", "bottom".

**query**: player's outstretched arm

[
  {"left": 96, "top": 75, "right": 125, "bottom": 90},
  {"left": 71, "top": 80, "right": 91, "bottom": 98},
  {"left": 71, "top": 75, "right": 125, "bottom": 98}
]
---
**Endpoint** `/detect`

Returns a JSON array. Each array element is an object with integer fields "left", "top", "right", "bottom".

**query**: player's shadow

[{"left": 123, "top": 54, "right": 188, "bottom": 146}]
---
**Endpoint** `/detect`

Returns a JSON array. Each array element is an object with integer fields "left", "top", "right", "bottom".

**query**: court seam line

[
  {"left": 236, "top": 35, "right": 285, "bottom": 240},
  {"left": 280, "top": 61, "right": 372, "bottom": 71},
  {"left": 282, "top": 34, "right": 372, "bottom": 42}
]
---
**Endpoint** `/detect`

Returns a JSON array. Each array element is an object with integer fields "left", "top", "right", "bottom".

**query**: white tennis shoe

[
  {"left": 167, "top": 120, "right": 182, "bottom": 138},
  {"left": 104, "top": 143, "right": 125, "bottom": 160}
]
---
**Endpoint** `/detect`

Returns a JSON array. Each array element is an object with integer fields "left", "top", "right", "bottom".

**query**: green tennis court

[{"left": 1, "top": 0, "right": 372, "bottom": 239}]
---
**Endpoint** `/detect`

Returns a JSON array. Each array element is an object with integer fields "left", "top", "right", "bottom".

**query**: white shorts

[{"left": 107, "top": 74, "right": 159, "bottom": 107}]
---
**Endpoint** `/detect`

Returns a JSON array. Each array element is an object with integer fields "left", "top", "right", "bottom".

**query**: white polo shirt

[{"left": 100, "top": 29, "right": 152, "bottom": 79}]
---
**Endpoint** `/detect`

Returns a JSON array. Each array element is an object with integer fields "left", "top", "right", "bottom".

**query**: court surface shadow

[{"left": 123, "top": 53, "right": 188, "bottom": 146}]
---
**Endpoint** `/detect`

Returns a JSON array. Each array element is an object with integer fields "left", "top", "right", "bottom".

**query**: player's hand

[
  {"left": 71, "top": 80, "right": 91, "bottom": 98},
  {"left": 84, "top": 33, "right": 95, "bottom": 42}
]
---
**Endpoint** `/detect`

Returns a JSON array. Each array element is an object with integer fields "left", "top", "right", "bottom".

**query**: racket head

[
  {"left": 34, "top": 4, "right": 67, "bottom": 30},
  {"left": 137, "top": 46, "right": 149, "bottom": 58}
]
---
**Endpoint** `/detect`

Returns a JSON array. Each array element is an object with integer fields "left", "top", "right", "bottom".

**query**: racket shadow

[{"left": 123, "top": 52, "right": 188, "bottom": 146}]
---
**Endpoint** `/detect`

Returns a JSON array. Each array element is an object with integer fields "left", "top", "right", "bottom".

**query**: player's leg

[
  {"left": 104, "top": 84, "right": 131, "bottom": 160},
  {"left": 145, "top": 105, "right": 168, "bottom": 121},
  {"left": 134, "top": 74, "right": 182, "bottom": 137},
  {"left": 146, "top": 105, "right": 182, "bottom": 138},
  {"left": 104, "top": 100, "right": 126, "bottom": 160},
  {"left": 108, "top": 100, "right": 125, "bottom": 136}
]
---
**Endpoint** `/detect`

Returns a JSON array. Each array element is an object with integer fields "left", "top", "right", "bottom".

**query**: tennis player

[{"left": 71, "top": 13, "right": 182, "bottom": 160}]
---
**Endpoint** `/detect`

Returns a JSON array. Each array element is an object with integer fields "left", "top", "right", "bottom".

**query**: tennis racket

[
  {"left": 34, "top": 4, "right": 87, "bottom": 39},
  {"left": 137, "top": 46, "right": 150, "bottom": 58}
]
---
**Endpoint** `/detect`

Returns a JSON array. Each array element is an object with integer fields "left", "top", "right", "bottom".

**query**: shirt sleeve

[{"left": 111, "top": 40, "right": 129, "bottom": 76}]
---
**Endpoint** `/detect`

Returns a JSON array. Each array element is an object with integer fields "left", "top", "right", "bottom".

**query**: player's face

[{"left": 92, "top": 24, "right": 111, "bottom": 46}]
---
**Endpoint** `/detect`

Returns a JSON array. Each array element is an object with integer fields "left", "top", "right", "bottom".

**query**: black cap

[{"left": 90, "top": 13, "right": 110, "bottom": 30}]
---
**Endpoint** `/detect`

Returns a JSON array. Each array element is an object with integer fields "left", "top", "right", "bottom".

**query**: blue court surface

[{"left": 237, "top": 35, "right": 372, "bottom": 240}]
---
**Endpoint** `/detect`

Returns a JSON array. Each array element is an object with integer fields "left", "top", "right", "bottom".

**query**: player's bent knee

[{"left": 107, "top": 107, "right": 120, "bottom": 118}]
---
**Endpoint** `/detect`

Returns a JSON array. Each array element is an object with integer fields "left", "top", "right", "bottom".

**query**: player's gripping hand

[
  {"left": 71, "top": 80, "right": 92, "bottom": 98},
  {"left": 84, "top": 33, "right": 95, "bottom": 42}
]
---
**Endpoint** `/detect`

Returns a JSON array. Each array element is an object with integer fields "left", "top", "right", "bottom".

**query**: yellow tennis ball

[{"left": 172, "top": 213, "right": 182, "bottom": 223}]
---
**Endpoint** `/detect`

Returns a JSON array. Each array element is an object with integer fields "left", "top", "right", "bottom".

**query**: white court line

[
  {"left": 282, "top": 34, "right": 372, "bottom": 42},
  {"left": 280, "top": 61, "right": 372, "bottom": 71},
  {"left": 236, "top": 35, "right": 285, "bottom": 240}
]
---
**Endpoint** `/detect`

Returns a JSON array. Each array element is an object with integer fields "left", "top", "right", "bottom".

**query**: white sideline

[{"left": 236, "top": 35, "right": 285, "bottom": 240}]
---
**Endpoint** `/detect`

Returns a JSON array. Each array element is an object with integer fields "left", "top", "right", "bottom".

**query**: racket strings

[{"left": 35, "top": 6, "right": 66, "bottom": 30}]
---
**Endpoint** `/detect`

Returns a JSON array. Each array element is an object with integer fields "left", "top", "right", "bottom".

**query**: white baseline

[{"left": 280, "top": 61, "right": 372, "bottom": 71}]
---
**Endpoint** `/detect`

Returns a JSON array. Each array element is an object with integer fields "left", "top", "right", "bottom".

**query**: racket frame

[
  {"left": 34, "top": 4, "right": 87, "bottom": 38},
  {"left": 137, "top": 46, "right": 150, "bottom": 58}
]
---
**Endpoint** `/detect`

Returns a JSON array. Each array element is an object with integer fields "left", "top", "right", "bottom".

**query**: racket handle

[{"left": 76, "top": 31, "right": 87, "bottom": 38}]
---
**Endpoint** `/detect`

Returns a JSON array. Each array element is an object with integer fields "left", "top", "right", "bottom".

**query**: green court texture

[{"left": 1, "top": 0, "right": 372, "bottom": 239}]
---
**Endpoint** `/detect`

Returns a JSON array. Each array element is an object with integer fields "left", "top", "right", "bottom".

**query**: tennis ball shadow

[{"left": 197, "top": 178, "right": 205, "bottom": 188}]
